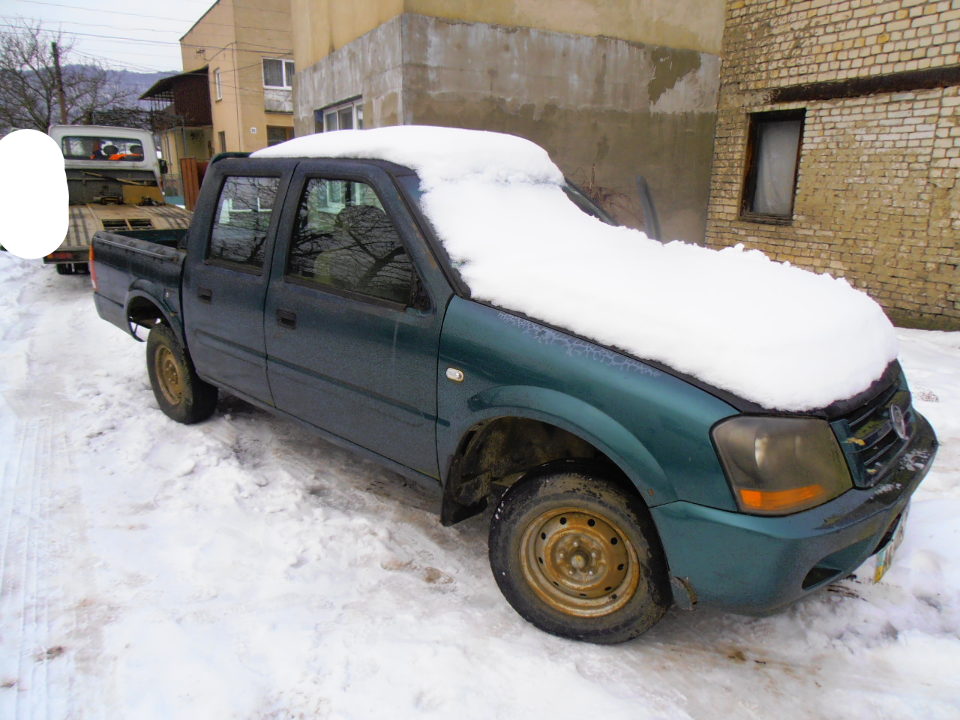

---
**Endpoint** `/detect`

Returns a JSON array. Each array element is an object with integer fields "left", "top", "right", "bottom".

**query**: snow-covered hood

[{"left": 253, "top": 126, "right": 899, "bottom": 412}]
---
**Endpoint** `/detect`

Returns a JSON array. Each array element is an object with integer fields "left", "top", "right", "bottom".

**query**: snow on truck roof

[{"left": 253, "top": 126, "right": 898, "bottom": 411}]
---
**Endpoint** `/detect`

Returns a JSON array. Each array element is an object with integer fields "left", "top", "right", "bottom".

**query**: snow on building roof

[{"left": 253, "top": 126, "right": 898, "bottom": 411}]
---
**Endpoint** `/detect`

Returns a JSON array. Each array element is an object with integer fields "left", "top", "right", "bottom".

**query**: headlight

[{"left": 712, "top": 416, "right": 852, "bottom": 515}]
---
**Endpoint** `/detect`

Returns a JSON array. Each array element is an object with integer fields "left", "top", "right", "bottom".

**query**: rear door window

[
  {"left": 209, "top": 176, "right": 281, "bottom": 272},
  {"left": 286, "top": 178, "right": 413, "bottom": 305}
]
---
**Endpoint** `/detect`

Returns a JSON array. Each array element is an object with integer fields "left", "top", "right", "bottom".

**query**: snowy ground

[{"left": 1, "top": 253, "right": 958, "bottom": 720}]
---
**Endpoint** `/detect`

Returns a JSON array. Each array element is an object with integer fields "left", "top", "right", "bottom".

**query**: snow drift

[{"left": 253, "top": 126, "right": 899, "bottom": 411}]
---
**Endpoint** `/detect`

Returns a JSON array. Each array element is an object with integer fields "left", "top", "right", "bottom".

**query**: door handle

[
  {"left": 197, "top": 287, "right": 212, "bottom": 303},
  {"left": 276, "top": 308, "right": 297, "bottom": 329}
]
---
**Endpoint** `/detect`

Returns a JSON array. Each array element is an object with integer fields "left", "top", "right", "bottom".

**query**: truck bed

[{"left": 91, "top": 229, "right": 187, "bottom": 341}]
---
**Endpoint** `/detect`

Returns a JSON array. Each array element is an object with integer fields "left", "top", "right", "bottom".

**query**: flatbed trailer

[{"left": 46, "top": 124, "right": 192, "bottom": 275}]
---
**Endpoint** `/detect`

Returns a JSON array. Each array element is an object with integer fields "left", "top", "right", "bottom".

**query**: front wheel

[
  {"left": 489, "top": 465, "right": 670, "bottom": 644},
  {"left": 146, "top": 323, "right": 218, "bottom": 424}
]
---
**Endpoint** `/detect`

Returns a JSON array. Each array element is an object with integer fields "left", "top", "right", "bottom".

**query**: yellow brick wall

[
  {"left": 707, "top": 0, "right": 960, "bottom": 329},
  {"left": 725, "top": 0, "right": 960, "bottom": 85}
]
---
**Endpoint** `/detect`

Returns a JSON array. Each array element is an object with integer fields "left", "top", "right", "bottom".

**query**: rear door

[
  {"left": 264, "top": 161, "right": 451, "bottom": 478},
  {"left": 182, "top": 159, "right": 295, "bottom": 404}
]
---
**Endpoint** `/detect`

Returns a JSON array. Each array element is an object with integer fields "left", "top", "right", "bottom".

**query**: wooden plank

[
  {"left": 121, "top": 186, "right": 165, "bottom": 206},
  {"left": 55, "top": 201, "right": 191, "bottom": 251},
  {"left": 180, "top": 157, "right": 200, "bottom": 212}
]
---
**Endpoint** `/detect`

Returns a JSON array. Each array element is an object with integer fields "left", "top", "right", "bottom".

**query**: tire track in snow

[
  {"left": 0, "top": 415, "right": 52, "bottom": 720},
  {"left": 0, "top": 399, "right": 108, "bottom": 720}
]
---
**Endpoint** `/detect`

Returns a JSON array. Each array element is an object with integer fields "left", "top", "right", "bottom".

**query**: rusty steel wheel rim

[
  {"left": 520, "top": 506, "right": 640, "bottom": 618},
  {"left": 155, "top": 345, "right": 184, "bottom": 406}
]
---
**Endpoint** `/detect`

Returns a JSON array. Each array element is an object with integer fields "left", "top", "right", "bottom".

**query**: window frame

[
  {"left": 262, "top": 57, "right": 295, "bottom": 90},
  {"left": 313, "top": 97, "right": 364, "bottom": 134},
  {"left": 740, "top": 109, "right": 806, "bottom": 225},
  {"left": 282, "top": 174, "right": 417, "bottom": 310},
  {"left": 266, "top": 125, "right": 294, "bottom": 146},
  {"left": 205, "top": 173, "right": 284, "bottom": 276},
  {"left": 214, "top": 67, "right": 223, "bottom": 101}
]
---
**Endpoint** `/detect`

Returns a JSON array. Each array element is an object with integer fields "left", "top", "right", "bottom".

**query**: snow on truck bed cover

[{"left": 253, "top": 126, "right": 899, "bottom": 411}]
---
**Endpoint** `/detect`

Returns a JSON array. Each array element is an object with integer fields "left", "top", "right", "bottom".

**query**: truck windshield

[
  {"left": 396, "top": 175, "right": 618, "bottom": 227},
  {"left": 61, "top": 136, "right": 145, "bottom": 162}
]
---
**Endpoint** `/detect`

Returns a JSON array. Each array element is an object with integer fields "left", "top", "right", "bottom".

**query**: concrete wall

[
  {"left": 295, "top": 14, "right": 721, "bottom": 242},
  {"left": 705, "top": 0, "right": 960, "bottom": 329},
  {"left": 182, "top": 0, "right": 295, "bottom": 154},
  {"left": 291, "top": 0, "right": 726, "bottom": 71},
  {"left": 293, "top": 19, "right": 405, "bottom": 133}
]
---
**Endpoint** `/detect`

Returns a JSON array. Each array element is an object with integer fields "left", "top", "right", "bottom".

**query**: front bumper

[{"left": 651, "top": 412, "right": 938, "bottom": 613}]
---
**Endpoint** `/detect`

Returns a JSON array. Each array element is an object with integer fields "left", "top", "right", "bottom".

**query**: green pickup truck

[{"left": 90, "top": 126, "right": 937, "bottom": 644}]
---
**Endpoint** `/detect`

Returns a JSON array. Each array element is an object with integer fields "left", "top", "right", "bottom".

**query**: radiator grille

[{"left": 834, "top": 376, "right": 915, "bottom": 488}]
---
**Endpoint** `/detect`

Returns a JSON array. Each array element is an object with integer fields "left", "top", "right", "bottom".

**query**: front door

[{"left": 264, "top": 163, "right": 445, "bottom": 478}]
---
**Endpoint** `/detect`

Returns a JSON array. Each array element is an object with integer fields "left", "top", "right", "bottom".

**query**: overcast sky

[{"left": 1, "top": 0, "right": 222, "bottom": 73}]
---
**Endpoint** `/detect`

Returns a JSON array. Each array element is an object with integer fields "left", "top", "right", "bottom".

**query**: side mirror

[{"left": 635, "top": 175, "right": 662, "bottom": 242}]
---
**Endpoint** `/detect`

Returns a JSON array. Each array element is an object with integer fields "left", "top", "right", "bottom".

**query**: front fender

[{"left": 437, "top": 299, "right": 740, "bottom": 513}]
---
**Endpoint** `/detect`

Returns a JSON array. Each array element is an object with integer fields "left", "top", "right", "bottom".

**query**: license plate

[{"left": 872, "top": 504, "right": 909, "bottom": 583}]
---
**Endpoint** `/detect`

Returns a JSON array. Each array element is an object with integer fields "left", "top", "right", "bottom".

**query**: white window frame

[
  {"left": 316, "top": 98, "right": 364, "bottom": 133},
  {"left": 262, "top": 58, "right": 295, "bottom": 90},
  {"left": 214, "top": 67, "right": 222, "bottom": 101}
]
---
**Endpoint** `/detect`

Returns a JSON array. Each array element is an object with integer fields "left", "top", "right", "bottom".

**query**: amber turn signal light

[
  {"left": 738, "top": 484, "right": 826, "bottom": 513},
  {"left": 89, "top": 244, "right": 97, "bottom": 292}
]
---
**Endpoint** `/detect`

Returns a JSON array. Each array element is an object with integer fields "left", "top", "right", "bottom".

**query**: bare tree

[{"left": 0, "top": 19, "right": 136, "bottom": 133}]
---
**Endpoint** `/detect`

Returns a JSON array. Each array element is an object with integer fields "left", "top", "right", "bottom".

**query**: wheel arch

[
  {"left": 124, "top": 285, "right": 184, "bottom": 347},
  {"left": 438, "top": 386, "right": 671, "bottom": 525}
]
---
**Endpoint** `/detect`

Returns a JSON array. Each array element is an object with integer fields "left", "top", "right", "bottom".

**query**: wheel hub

[
  {"left": 520, "top": 507, "right": 640, "bottom": 618},
  {"left": 155, "top": 346, "right": 184, "bottom": 405}
]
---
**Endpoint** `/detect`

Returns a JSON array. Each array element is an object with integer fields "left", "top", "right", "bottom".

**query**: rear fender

[{"left": 124, "top": 283, "right": 184, "bottom": 347}]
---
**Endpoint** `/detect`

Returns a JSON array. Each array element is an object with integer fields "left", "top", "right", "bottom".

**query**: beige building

[
  {"left": 181, "top": 0, "right": 296, "bottom": 154},
  {"left": 290, "top": 0, "right": 727, "bottom": 243},
  {"left": 705, "top": 0, "right": 960, "bottom": 330}
]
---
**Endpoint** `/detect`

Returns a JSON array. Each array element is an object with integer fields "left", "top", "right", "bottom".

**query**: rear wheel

[
  {"left": 55, "top": 263, "right": 73, "bottom": 275},
  {"left": 489, "top": 464, "right": 670, "bottom": 644},
  {"left": 146, "top": 323, "right": 218, "bottom": 424}
]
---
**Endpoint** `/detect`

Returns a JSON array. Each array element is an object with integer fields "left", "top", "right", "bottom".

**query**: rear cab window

[{"left": 61, "top": 135, "right": 146, "bottom": 162}]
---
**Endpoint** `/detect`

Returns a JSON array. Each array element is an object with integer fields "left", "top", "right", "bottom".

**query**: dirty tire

[
  {"left": 146, "top": 323, "right": 218, "bottom": 424},
  {"left": 489, "top": 463, "right": 670, "bottom": 644}
]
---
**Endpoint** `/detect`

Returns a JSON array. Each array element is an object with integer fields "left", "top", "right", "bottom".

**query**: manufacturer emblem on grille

[{"left": 890, "top": 404, "right": 908, "bottom": 441}]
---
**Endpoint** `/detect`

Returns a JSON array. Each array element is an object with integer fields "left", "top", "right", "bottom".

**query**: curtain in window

[
  {"left": 263, "top": 59, "right": 284, "bottom": 88},
  {"left": 753, "top": 120, "right": 802, "bottom": 216}
]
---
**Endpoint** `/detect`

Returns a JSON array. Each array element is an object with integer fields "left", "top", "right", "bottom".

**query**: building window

[
  {"left": 263, "top": 58, "right": 295, "bottom": 89},
  {"left": 267, "top": 126, "right": 294, "bottom": 146},
  {"left": 314, "top": 98, "right": 363, "bottom": 133},
  {"left": 218, "top": 131, "right": 226, "bottom": 153},
  {"left": 741, "top": 110, "right": 805, "bottom": 221},
  {"left": 214, "top": 67, "right": 222, "bottom": 101}
]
